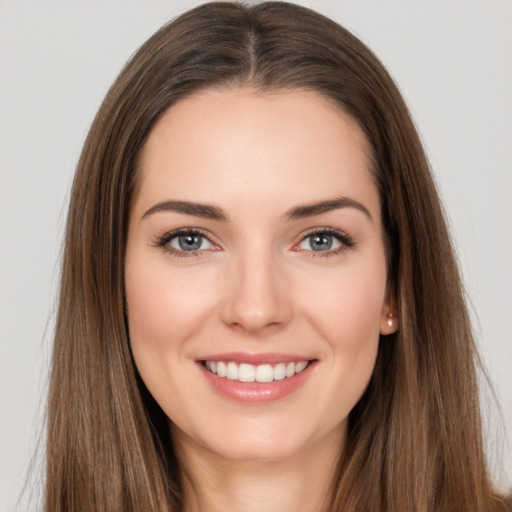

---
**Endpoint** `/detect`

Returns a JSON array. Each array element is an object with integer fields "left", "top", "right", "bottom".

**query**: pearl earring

[{"left": 387, "top": 314, "right": 393, "bottom": 328}]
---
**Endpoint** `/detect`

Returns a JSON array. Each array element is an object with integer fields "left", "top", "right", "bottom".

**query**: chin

[
  {"left": 204, "top": 436, "right": 308, "bottom": 464},
  {"left": 173, "top": 412, "right": 346, "bottom": 466}
]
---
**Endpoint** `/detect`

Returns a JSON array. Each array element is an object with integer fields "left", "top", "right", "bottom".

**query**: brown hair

[{"left": 46, "top": 2, "right": 506, "bottom": 511}]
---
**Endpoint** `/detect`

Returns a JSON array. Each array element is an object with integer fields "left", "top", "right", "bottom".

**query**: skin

[{"left": 125, "top": 88, "right": 397, "bottom": 512}]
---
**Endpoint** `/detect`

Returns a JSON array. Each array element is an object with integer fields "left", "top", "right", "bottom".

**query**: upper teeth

[{"left": 205, "top": 361, "right": 309, "bottom": 383}]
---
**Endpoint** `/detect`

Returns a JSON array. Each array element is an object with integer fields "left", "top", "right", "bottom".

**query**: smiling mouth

[{"left": 202, "top": 360, "right": 311, "bottom": 383}]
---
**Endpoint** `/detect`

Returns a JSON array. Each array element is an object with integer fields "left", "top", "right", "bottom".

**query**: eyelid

[
  {"left": 152, "top": 226, "right": 355, "bottom": 258},
  {"left": 293, "top": 226, "right": 355, "bottom": 254},
  {"left": 153, "top": 227, "right": 221, "bottom": 257},
  {"left": 169, "top": 232, "right": 214, "bottom": 251}
]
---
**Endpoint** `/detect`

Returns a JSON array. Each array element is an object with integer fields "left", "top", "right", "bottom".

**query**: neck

[{"left": 174, "top": 428, "right": 344, "bottom": 512}]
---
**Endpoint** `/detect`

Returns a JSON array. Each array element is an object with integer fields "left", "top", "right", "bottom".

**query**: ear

[{"left": 380, "top": 298, "right": 399, "bottom": 335}]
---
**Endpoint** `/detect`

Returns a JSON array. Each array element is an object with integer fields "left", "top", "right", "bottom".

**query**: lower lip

[{"left": 198, "top": 361, "right": 316, "bottom": 404}]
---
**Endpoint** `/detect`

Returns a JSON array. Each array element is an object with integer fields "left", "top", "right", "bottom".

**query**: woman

[{"left": 45, "top": 2, "right": 507, "bottom": 511}]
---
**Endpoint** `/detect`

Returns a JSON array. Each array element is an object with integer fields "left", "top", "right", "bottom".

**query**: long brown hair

[{"left": 46, "top": 2, "right": 505, "bottom": 510}]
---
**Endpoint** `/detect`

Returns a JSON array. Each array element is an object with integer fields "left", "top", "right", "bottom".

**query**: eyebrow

[
  {"left": 142, "top": 200, "right": 227, "bottom": 220},
  {"left": 282, "top": 197, "right": 372, "bottom": 222},
  {"left": 141, "top": 196, "right": 372, "bottom": 222}
]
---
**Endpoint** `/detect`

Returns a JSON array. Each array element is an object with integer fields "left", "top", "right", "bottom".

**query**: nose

[{"left": 221, "top": 247, "right": 292, "bottom": 335}]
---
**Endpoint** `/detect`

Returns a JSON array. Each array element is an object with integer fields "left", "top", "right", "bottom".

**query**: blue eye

[
  {"left": 296, "top": 229, "right": 354, "bottom": 255},
  {"left": 154, "top": 229, "right": 216, "bottom": 256},
  {"left": 309, "top": 233, "right": 337, "bottom": 251},
  {"left": 300, "top": 233, "right": 341, "bottom": 252},
  {"left": 169, "top": 232, "right": 213, "bottom": 252}
]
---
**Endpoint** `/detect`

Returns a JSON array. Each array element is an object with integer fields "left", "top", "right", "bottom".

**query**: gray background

[{"left": 1, "top": 1, "right": 511, "bottom": 510}]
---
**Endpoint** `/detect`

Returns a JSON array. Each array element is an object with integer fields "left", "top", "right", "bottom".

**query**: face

[{"left": 125, "top": 88, "right": 396, "bottom": 463}]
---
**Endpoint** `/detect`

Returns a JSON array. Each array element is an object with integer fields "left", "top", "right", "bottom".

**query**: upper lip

[{"left": 196, "top": 352, "right": 314, "bottom": 365}]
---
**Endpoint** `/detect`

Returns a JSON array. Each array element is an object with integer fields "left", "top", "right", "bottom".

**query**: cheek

[
  {"left": 125, "top": 257, "right": 215, "bottom": 349},
  {"left": 124, "top": 253, "right": 221, "bottom": 417},
  {"left": 303, "top": 260, "right": 387, "bottom": 343},
  {"left": 305, "top": 270, "right": 385, "bottom": 413},
  {"left": 296, "top": 256, "right": 387, "bottom": 401}
]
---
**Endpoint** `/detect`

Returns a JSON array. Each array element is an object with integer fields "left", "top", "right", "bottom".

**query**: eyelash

[
  {"left": 295, "top": 226, "right": 355, "bottom": 258},
  {"left": 153, "top": 226, "right": 355, "bottom": 258},
  {"left": 153, "top": 228, "right": 215, "bottom": 258}
]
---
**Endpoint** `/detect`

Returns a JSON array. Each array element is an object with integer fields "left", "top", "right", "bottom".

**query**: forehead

[{"left": 134, "top": 88, "right": 379, "bottom": 219}]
